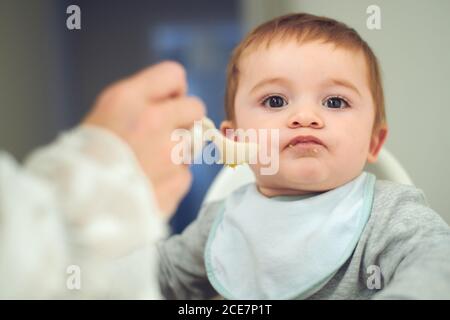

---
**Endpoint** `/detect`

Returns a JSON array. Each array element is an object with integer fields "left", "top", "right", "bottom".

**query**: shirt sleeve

[
  {"left": 371, "top": 187, "right": 450, "bottom": 300},
  {"left": 158, "top": 201, "right": 221, "bottom": 299},
  {"left": 0, "top": 125, "right": 167, "bottom": 299}
]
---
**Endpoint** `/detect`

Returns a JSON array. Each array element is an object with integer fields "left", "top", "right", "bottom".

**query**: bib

[{"left": 205, "top": 171, "right": 376, "bottom": 299}]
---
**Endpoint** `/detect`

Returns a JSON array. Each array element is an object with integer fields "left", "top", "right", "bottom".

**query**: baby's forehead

[
  {"left": 237, "top": 39, "right": 370, "bottom": 90},
  {"left": 240, "top": 38, "right": 365, "bottom": 68}
]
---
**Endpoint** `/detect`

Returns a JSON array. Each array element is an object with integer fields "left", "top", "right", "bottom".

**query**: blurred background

[{"left": 0, "top": 0, "right": 449, "bottom": 232}]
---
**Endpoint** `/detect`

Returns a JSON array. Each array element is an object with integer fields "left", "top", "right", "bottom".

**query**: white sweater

[{"left": 0, "top": 126, "right": 167, "bottom": 299}]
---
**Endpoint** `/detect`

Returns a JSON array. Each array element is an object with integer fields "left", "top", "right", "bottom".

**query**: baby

[{"left": 158, "top": 13, "right": 450, "bottom": 299}]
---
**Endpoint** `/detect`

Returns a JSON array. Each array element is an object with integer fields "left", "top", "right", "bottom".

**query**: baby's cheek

[
  {"left": 349, "top": 131, "right": 372, "bottom": 157},
  {"left": 332, "top": 139, "right": 368, "bottom": 174}
]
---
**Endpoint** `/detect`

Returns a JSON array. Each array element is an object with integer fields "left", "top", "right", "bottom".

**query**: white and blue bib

[{"left": 205, "top": 171, "right": 376, "bottom": 299}]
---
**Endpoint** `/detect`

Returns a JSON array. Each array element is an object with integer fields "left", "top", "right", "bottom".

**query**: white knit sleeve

[{"left": 0, "top": 125, "right": 168, "bottom": 299}]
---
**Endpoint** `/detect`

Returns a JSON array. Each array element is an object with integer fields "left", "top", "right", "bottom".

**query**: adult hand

[{"left": 83, "top": 61, "right": 205, "bottom": 217}]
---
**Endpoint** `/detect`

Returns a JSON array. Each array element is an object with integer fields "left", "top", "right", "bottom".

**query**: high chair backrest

[{"left": 203, "top": 148, "right": 414, "bottom": 204}]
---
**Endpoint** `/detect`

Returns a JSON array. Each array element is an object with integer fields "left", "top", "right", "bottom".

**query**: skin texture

[{"left": 221, "top": 40, "right": 388, "bottom": 197}]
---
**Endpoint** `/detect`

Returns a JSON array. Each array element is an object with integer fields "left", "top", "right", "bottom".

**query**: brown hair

[{"left": 225, "top": 13, "right": 386, "bottom": 132}]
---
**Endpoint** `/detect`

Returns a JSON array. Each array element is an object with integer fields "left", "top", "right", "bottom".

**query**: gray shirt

[{"left": 158, "top": 180, "right": 450, "bottom": 299}]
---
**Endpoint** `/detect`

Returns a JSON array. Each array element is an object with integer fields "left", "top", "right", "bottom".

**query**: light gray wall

[
  {"left": 240, "top": 0, "right": 450, "bottom": 223},
  {"left": 0, "top": 0, "right": 67, "bottom": 160}
]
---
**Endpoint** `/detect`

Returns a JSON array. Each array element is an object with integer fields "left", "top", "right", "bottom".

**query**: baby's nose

[{"left": 288, "top": 109, "right": 324, "bottom": 129}]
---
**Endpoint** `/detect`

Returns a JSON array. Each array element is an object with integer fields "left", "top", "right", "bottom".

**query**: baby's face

[{"left": 222, "top": 40, "right": 387, "bottom": 196}]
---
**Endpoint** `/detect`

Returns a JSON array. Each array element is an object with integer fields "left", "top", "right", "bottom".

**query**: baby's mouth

[
  {"left": 286, "top": 135, "right": 326, "bottom": 148},
  {"left": 287, "top": 143, "right": 321, "bottom": 156},
  {"left": 286, "top": 136, "right": 326, "bottom": 158}
]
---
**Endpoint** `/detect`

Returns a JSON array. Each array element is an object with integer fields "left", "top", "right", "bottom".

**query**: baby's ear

[
  {"left": 220, "top": 120, "right": 235, "bottom": 136},
  {"left": 367, "top": 125, "right": 388, "bottom": 163},
  {"left": 220, "top": 120, "right": 240, "bottom": 142}
]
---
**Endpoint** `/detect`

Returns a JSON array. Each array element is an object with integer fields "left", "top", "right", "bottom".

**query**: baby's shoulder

[
  {"left": 366, "top": 179, "right": 447, "bottom": 240},
  {"left": 373, "top": 179, "right": 429, "bottom": 207}
]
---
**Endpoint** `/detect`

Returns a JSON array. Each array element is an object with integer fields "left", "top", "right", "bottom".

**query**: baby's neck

[{"left": 256, "top": 184, "right": 325, "bottom": 198}]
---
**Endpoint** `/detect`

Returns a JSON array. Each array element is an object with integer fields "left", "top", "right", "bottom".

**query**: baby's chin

[
  {"left": 280, "top": 157, "right": 328, "bottom": 184},
  {"left": 254, "top": 160, "right": 331, "bottom": 196}
]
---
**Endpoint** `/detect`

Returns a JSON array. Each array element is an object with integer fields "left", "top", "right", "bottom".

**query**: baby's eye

[
  {"left": 323, "top": 96, "right": 350, "bottom": 109},
  {"left": 262, "top": 95, "right": 288, "bottom": 108}
]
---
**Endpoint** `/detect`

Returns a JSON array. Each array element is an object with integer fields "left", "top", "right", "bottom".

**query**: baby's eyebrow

[
  {"left": 324, "top": 78, "right": 362, "bottom": 97},
  {"left": 250, "top": 77, "right": 362, "bottom": 97},
  {"left": 250, "top": 77, "right": 292, "bottom": 94}
]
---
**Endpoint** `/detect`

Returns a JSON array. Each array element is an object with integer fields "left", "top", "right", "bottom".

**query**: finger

[
  {"left": 161, "top": 96, "right": 206, "bottom": 129},
  {"left": 129, "top": 61, "right": 188, "bottom": 101}
]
